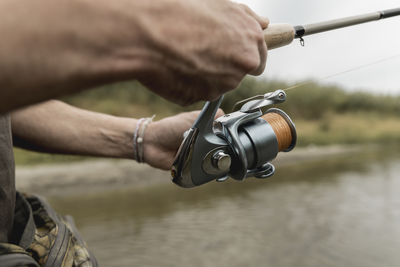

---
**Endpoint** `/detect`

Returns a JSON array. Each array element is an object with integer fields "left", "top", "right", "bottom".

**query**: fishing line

[
  {"left": 283, "top": 53, "right": 400, "bottom": 92},
  {"left": 262, "top": 112, "right": 293, "bottom": 152}
]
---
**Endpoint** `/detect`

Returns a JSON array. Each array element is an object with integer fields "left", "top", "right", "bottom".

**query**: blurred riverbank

[{"left": 16, "top": 145, "right": 362, "bottom": 196}]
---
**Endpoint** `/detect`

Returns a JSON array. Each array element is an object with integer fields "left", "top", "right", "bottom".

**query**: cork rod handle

[{"left": 264, "top": 24, "right": 295, "bottom": 50}]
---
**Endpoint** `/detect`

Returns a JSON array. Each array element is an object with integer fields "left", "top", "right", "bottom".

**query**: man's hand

[
  {"left": 136, "top": 0, "right": 269, "bottom": 105},
  {"left": 0, "top": 0, "right": 268, "bottom": 113},
  {"left": 12, "top": 100, "right": 223, "bottom": 171},
  {"left": 144, "top": 109, "right": 224, "bottom": 170}
]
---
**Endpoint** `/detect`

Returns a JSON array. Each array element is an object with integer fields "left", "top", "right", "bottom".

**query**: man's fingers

[
  {"left": 238, "top": 4, "right": 269, "bottom": 30},
  {"left": 215, "top": 108, "right": 225, "bottom": 119},
  {"left": 236, "top": 4, "right": 268, "bottom": 75},
  {"left": 249, "top": 37, "right": 267, "bottom": 76},
  {"left": 187, "top": 108, "right": 224, "bottom": 121}
]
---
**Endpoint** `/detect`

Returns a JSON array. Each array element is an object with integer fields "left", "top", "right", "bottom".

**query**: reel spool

[
  {"left": 171, "top": 90, "right": 296, "bottom": 188},
  {"left": 262, "top": 109, "right": 296, "bottom": 152}
]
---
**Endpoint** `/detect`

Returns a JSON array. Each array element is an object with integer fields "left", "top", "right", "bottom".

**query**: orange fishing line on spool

[{"left": 262, "top": 113, "right": 293, "bottom": 152}]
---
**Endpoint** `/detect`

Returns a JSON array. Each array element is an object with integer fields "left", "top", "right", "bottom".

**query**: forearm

[
  {"left": 11, "top": 100, "right": 136, "bottom": 159},
  {"left": 0, "top": 0, "right": 158, "bottom": 113}
]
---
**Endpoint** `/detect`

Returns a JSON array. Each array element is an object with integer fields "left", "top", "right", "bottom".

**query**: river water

[{"left": 49, "top": 146, "right": 400, "bottom": 267}]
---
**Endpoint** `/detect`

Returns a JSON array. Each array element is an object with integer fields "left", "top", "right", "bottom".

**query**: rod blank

[
  {"left": 381, "top": 7, "right": 400, "bottom": 19},
  {"left": 295, "top": 8, "right": 400, "bottom": 38},
  {"left": 264, "top": 7, "right": 400, "bottom": 50}
]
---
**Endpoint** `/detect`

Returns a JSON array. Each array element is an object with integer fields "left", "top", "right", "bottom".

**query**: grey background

[{"left": 237, "top": 0, "right": 400, "bottom": 94}]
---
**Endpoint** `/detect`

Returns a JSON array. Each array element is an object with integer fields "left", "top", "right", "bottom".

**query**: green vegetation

[{"left": 14, "top": 78, "right": 400, "bottom": 165}]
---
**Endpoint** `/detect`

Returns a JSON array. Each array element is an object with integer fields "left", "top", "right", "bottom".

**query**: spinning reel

[{"left": 171, "top": 90, "right": 297, "bottom": 188}]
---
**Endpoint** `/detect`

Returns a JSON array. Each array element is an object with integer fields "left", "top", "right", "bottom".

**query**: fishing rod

[
  {"left": 171, "top": 8, "right": 400, "bottom": 188},
  {"left": 264, "top": 7, "right": 400, "bottom": 49}
]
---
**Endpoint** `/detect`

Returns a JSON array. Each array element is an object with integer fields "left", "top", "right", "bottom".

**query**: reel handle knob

[{"left": 212, "top": 151, "right": 232, "bottom": 172}]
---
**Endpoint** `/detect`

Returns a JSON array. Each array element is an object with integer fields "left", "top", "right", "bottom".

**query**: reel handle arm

[{"left": 193, "top": 96, "right": 224, "bottom": 133}]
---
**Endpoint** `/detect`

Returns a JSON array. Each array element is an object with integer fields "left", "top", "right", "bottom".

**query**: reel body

[{"left": 171, "top": 90, "right": 297, "bottom": 188}]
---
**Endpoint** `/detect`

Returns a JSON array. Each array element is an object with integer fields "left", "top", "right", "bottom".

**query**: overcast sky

[{"left": 236, "top": 0, "right": 400, "bottom": 94}]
